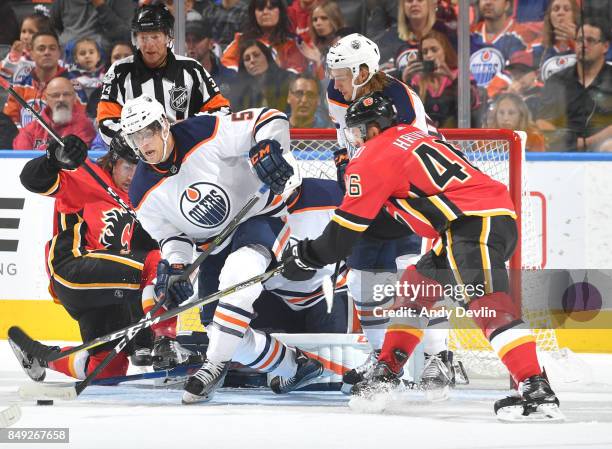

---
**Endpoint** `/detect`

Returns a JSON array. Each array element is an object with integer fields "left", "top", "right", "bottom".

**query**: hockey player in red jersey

[
  {"left": 10, "top": 134, "right": 187, "bottom": 383},
  {"left": 281, "top": 92, "right": 563, "bottom": 421}
]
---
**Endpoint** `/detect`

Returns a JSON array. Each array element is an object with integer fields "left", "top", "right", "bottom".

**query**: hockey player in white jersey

[
  {"left": 122, "top": 95, "right": 322, "bottom": 403},
  {"left": 325, "top": 33, "right": 454, "bottom": 396}
]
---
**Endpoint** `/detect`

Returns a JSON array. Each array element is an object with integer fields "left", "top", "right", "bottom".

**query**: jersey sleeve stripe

[
  {"left": 392, "top": 198, "right": 435, "bottom": 228},
  {"left": 96, "top": 100, "right": 122, "bottom": 121},
  {"left": 201, "top": 93, "right": 230, "bottom": 111},
  {"left": 331, "top": 213, "right": 368, "bottom": 232},
  {"left": 327, "top": 97, "right": 349, "bottom": 108},
  {"left": 290, "top": 205, "right": 337, "bottom": 214},
  {"left": 83, "top": 253, "right": 144, "bottom": 270},
  {"left": 52, "top": 273, "right": 141, "bottom": 290},
  {"left": 41, "top": 174, "right": 61, "bottom": 196}
]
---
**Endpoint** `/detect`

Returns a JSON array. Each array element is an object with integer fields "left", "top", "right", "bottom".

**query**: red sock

[
  {"left": 142, "top": 284, "right": 177, "bottom": 339},
  {"left": 140, "top": 249, "right": 161, "bottom": 289},
  {"left": 500, "top": 340, "right": 541, "bottom": 384},
  {"left": 48, "top": 347, "right": 88, "bottom": 379},
  {"left": 86, "top": 350, "right": 129, "bottom": 379},
  {"left": 379, "top": 326, "right": 423, "bottom": 374}
]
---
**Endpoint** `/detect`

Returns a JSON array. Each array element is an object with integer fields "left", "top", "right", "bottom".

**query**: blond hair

[{"left": 397, "top": 0, "right": 437, "bottom": 42}]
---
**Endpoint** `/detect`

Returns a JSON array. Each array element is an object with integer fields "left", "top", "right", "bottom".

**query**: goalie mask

[
  {"left": 121, "top": 95, "right": 171, "bottom": 165},
  {"left": 344, "top": 92, "right": 397, "bottom": 157}
]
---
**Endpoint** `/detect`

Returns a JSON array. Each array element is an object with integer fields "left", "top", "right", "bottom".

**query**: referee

[{"left": 97, "top": 3, "right": 231, "bottom": 144}]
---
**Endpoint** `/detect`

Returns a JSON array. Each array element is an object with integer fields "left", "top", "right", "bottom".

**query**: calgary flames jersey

[{"left": 332, "top": 125, "right": 516, "bottom": 238}]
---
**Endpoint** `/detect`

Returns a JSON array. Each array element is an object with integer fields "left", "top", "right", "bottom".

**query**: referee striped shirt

[{"left": 96, "top": 50, "right": 230, "bottom": 144}]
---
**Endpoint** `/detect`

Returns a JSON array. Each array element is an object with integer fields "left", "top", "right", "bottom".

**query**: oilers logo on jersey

[
  {"left": 180, "top": 182, "right": 231, "bottom": 228},
  {"left": 469, "top": 47, "right": 505, "bottom": 87}
]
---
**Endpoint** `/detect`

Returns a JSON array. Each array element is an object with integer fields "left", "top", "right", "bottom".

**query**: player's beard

[{"left": 52, "top": 103, "right": 73, "bottom": 125}]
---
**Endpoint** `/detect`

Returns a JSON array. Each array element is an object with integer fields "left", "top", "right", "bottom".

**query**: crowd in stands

[{"left": 0, "top": 0, "right": 611, "bottom": 151}]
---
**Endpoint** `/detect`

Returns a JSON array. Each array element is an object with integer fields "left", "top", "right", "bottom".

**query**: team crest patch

[
  {"left": 351, "top": 40, "right": 361, "bottom": 50},
  {"left": 169, "top": 86, "right": 188, "bottom": 112},
  {"left": 363, "top": 97, "right": 373, "bottom": 107},
  {"left": 469, "top": 47, "right": 504, "bottom": 87},
  {"left": 180, "top": 182, "right": 230, "bottom": 229}
]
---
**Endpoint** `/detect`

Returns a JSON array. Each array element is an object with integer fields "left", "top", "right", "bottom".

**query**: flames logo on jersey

[
  {"left": 99, "top": 208, "right": 133, "bottom": 250},
  {"left": 180, "top": 182, "right": 230, "bottom": 229}
]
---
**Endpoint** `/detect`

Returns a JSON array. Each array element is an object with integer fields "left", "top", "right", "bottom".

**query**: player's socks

[
  {"left": 233, "top": 328, "right": 297, "bottom": 377},
  {"left": 141, "top": 285, "right": 177, "bottom": 339},
  {"left": 85, "top": 350, "right": 129, "bottom": 380},
  {"left": 47, "top": 347, "right": 88, "bottom": 379},
  {"left": 378, "top": 324, "right": 424, "bottom": 374}
]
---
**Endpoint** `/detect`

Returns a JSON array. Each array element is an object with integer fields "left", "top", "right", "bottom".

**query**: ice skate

[
  {"left": 341, "top": 349, "right": 380, "bottom": 394},
  {"left": 270, "top": 349, "right": 324, "bottom": 394},
  {"left": 182, "top": 359, "right": 230, "bottom": 404},
  {"left": 420, "top": 350, "right": 455, "bottom": 401},
  {"left": 495, "top": 374, "right": 564, "bottom": 422},
  {"left": 152, "top": 336, "right": 194, "bottom": 370},
  {"left": 351, "top": 361, "right": 402, "bottom": 397},
  {"left": 130, "top": 347, "right": 153, "bottom": 367},
  {"left": 8, "top": 338, "right": 56, "bottom": 382}
]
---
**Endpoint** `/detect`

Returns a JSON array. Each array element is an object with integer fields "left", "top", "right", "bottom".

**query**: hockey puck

[{"left": 36, "top": 400, "right": 54, "bottom": 406}]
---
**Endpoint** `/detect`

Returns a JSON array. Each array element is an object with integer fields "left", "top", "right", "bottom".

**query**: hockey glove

[
  {"left": 46, "top": 135, "right": 88, "bottom": 170},
  {"left": 249, "top": 139, "right": 294, "bottom": 195},
  {"left": 281, "top": 239, "right": 324, "bottom": 281},
  {"left": 154, "top": 260, "right": 194, "bottom": 309},
  {"left": 333, "top": 148, "right": 349, "bottom": 193}
]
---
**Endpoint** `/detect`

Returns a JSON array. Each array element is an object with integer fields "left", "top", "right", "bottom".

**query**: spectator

[
  {"left": 0, "top": 3, "right": 19, "bottom": 47},
  {"left": 221, "top": 0, "right": 308, "bottom": 74},
  {"left": 109, "top": 41, "right": 134, "bottom": 65},
  {"left": 97, "top": 3, "right": 229, "bottom": 145},
  {"left": 50, "top": 0, "right": 134, "bottom": 57},
  {"left": 404, "top": 30, "right": 483, "bottom": 128},
  {"left": 298, "top": 0, "right": 345, "bottom": 80},
  {"left": 470, "top": 0, "right": 539, "bottom": 89},
  {"left": 1, "top": 12, "right": 53, "bottom": 81},
  {"left": 163, "top": 0, "right": 203, "bottom": 21},
  {"left": 536, "top": 19, "right": 612, "bottom": 152},
  {"left": 3, "top": 30, "right": 87, "bottom": 128},
  {"left": 286, "top": 72, "right": 330, "bottom": 128},
  {"left": 287, "top": 0, "right": 320, "bottom": 44},
  {"left": 488, "top": 92, "right": 545, "bottom": 151},
  {"left": 486, "top": 50, "right": 541, "bottom": 112},
  {"left": 200, "top": 0, "right": 249, "bottom": 49},
  {"left": 0, "top": 112, "right": 18, "bottom": 149},
  {"left": 375, "top": 0, "right": 455, "bottom": 78},
  {"left": 86, "top": 42, "right": 134, "bottom": 120},
  {"left": 70, "top": 37, "right": 105, "bottom": 100},
  {"left": 229, "top": 39, "right": 295, "bottom": 110},
  {"left": 533, "top": 0, "right": 579, "bottom": 81},
  {"left": 13, "top": 77, "right": 95, "bottom": 151},
  {"left": 185, "top": 20, "right": 237, "bottom": 96},
  {"left": 366, "top": 0, "right": 398, "bottom": 38}
]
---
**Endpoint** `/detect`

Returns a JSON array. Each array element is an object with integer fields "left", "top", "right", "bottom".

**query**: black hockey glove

[
  {"left": 281, "top": 239, "right": 324, "bottom": 281},
  {"left": 154, "top": 260, "right": 194, "bottom": 309},
  {"left": 249, "top": 139, "right": 294, "bottom": 195},
  {"left": 46, "top": 135, "right": 88, "bottom": 170},
  {"left": 333, "top": 148, "right": 349, "bottom": 193}
]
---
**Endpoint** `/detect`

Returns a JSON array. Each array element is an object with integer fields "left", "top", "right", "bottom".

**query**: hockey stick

[
  {"left": 321, "top": 261, "right": 342, "bottom": 313},
  {"left": 0, "top": 405, "right": 21, "bottom": 428},
  {"left": 16, "top": 263, "right": 285, "bottom": 400},
  {"left": 0, "top": 77, "right": 138, "bottom": 220},
  {"left": 9, "top": 262, "right": 286, "bottom": 365},
  {"left": 91, "top": 362, "right": 202, "bottom": 386}
]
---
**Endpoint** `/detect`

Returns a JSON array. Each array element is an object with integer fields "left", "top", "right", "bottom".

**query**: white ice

[{"left": 1, "top": 340, "right": 612, "bottom": 449}]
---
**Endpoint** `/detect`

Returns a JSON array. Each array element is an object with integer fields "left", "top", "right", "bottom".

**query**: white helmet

[
  {"left": 326, "top": 33, "right": 380, "bottom": 100},
  {"left": 121, "top": 95, "right": 170, "bottom": 164}
]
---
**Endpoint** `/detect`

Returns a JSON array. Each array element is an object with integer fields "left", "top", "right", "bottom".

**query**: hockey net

[{"left": 177, "top": 128, "right": 559, "bottom": 379}]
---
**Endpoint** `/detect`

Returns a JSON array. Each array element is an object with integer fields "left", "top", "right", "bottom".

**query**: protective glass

[
  {"left": 125, "top": 122, "right": 161, "bottom": 150},
  {"left": 343, "top": 124, "right": 367, "bottom": 158}
]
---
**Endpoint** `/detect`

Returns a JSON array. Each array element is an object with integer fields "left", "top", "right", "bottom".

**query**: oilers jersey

[{"left": 129, "top": 108, "right": 296, "bottom": 265}]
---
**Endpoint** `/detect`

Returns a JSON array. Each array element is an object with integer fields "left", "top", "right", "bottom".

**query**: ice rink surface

[{"left": 1, "top": 341, "right": 612, "bottom": 449}]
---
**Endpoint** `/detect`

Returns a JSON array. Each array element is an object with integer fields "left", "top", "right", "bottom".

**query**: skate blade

[
  {"left": 424, "top": 385, "right": 450, "bottom": 402},
  {"left": 496, "top": 403, "right": 566, "bottom": 423},
  {"left": 181, "top": 391, "right": 213, "bottom": 405},
  {"left": 340, "top": 382, "right": 353, "bottom": 395}
]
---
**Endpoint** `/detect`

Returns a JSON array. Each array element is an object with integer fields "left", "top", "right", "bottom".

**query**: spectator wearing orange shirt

[{"left": 222, "top": 0, "right": 308, "bottom": 74}]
